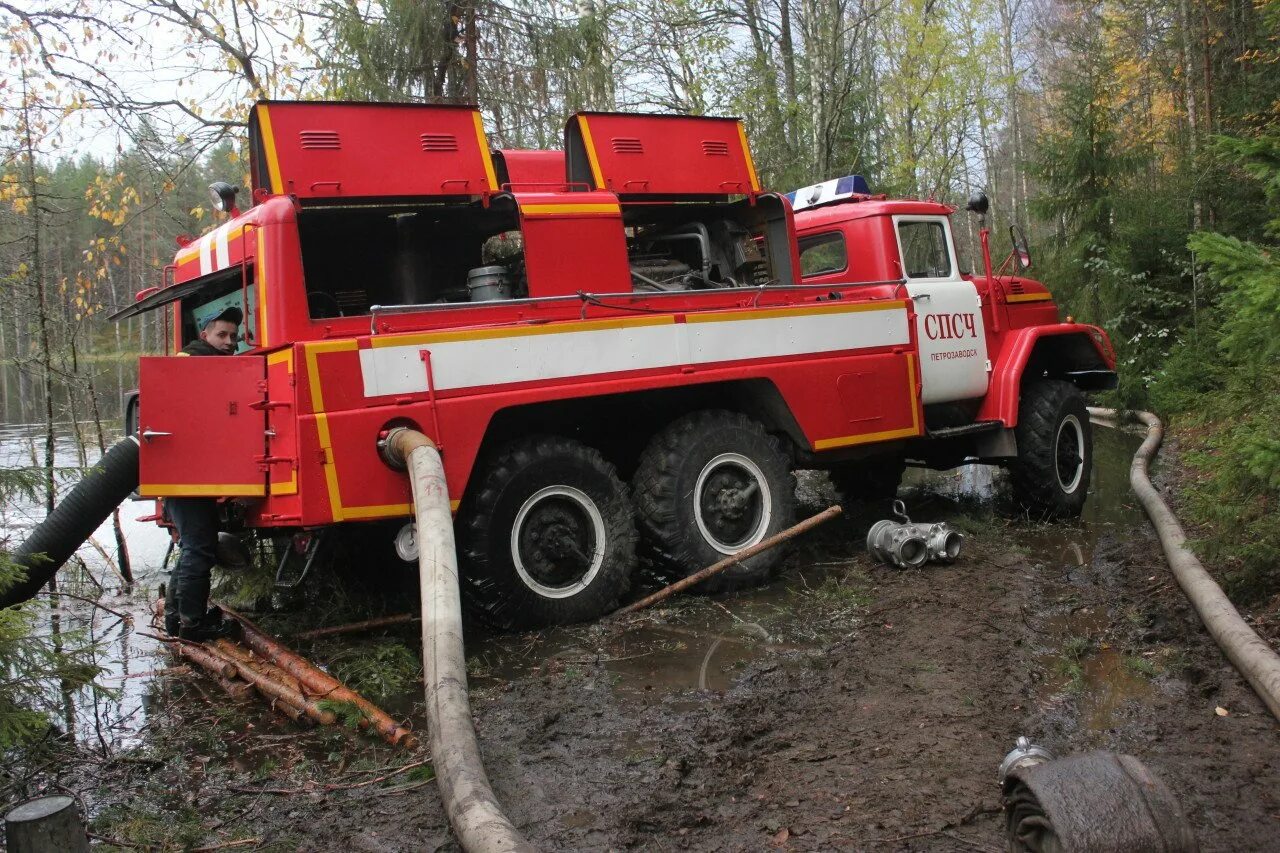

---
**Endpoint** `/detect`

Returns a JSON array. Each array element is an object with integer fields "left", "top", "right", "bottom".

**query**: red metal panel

[
  {"left": 567, "top": 113, "right": 760, "bottom": 196},
  {"left": 250, "top": 102, "right": 498, "bottom": 201},
  {"left": 977, "top": 325, "right": 1116, "bottom": 427},
  {"left": 517, "top": 193, "right": 632, "bottom": 298},
  {"left": 137, "top": 356, "right": 267, "bottom": 497},
  {"left": 496, "top": 149, "right": 567, "bottom": 189}
]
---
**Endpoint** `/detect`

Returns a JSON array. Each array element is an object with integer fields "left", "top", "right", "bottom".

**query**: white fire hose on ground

[
  {"left": 383, "top": 428, "right": 535, "bottom": 853},
  {"left": 1089, "top": 407, "right": 1280, "bottom": 722}
]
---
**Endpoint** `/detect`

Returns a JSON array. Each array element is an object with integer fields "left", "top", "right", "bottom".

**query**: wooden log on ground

[
  {"left": 293, "top": 613, "right": 419, "bottom": 641},
  {"left": 215, "top": 675, "right": 254, "bottom": 701},
  {"left": 212, "top": 640, "right": 304, "bottom": 694},
  {"left": 201, "top": 643, "right": 337, "bottom": 726},
  {"left": 219, "top": 606, "right": 419, "bottom": 750},
  {"left": 613, "top": 505, "right": 844, "bottom": 617},
  {"left": 5, "top": 795, "right": 88, "bottom": 853},
  {"left": 266, "top": 696, "right": 313, "bottom": 725},
  {"left": 167, "top": 639, "right": 236, "bottom": 679}
]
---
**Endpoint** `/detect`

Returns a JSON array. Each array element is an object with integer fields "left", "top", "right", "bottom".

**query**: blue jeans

[{"left": 165, "top": 497, "right": 219, "bottom": 628}]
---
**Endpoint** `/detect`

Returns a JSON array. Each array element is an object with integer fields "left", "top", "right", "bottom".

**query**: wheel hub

[
  {"left": 695, "top": 453, "right": 772, "bottom": 554},
  {"left": 1054, "top": 414, "right": 1086, "bottom": 494},
  {"left": 511, "top": 486, "right": 606, "bottom": 598}
]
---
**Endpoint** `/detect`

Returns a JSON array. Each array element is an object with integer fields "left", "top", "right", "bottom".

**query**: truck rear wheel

[
  {"left": 1009, "top": 380, "right": 1092, "bottom": 518},
  {"left": 459, "top": 436, "right": 637, "bottom": 630},
  {"left": 633, "top": 410, "right": 796, "bottom": 593}
]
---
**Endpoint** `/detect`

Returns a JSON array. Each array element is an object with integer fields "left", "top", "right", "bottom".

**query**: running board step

[{"left": 925, "top": 420, "right": 1003, "bottom": 440}]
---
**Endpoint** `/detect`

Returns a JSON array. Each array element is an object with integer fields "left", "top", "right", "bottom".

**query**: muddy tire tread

[
  {"left": 633, "top": 410, "right": 796, "bottom": 594},
  {"left": 458, "top": 435, "right": 637, "bottom": 630},
  {"left": 1009, "top": 379, "right": 1092, "bottom": 518}
]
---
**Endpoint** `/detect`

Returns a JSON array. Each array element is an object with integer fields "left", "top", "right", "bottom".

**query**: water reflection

[{"left": 2, "top": 353, "right": 171, "bottom": 749}]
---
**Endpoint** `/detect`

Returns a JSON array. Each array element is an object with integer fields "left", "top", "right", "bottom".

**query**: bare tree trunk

[
  {"left": 1179, "top": 0, "right": 1202, "bottom": 230},
  {"left": 998, "top": 0, "right": 1028, "bottom": 231},
  {"left": 779, "top": 0, "right": 799, "bottom": 149},
  {"left": 464, "top": 2, "right": 479, "bottom": 104}
]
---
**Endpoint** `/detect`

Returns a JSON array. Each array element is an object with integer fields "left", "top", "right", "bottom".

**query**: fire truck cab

[{"left": 116, "top": 101, "right": 1116, "bottom": 629}]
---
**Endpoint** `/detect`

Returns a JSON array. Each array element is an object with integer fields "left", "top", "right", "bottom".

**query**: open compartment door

[
  {"left": 137, "top": 356, "right": 267, "bottom": 497},
  {"left": 249, "top": 101, "right": 499, "bottom": 201},
  {"left": 566, "top": 112, "right": 760, "bottom": 197}
]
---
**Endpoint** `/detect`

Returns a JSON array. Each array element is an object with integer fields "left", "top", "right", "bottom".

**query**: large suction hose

[
  {"left": 1091, "top": 407, "right": 1280, "bottom": 722},
  {"left": 383, "top": 428, "right": 533, "bottom": 853},
  {"left": 1, "top": 436, "right": 140, "bottom": 608}
]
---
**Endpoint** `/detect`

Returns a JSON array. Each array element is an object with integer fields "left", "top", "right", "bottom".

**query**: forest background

[{"left": 0, "top": 0, "right": 1277, "bottom": 703}]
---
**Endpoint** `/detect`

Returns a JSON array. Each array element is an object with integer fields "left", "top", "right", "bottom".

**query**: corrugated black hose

[{"left": 1, "top": 436, "right": 140, "bottom": 608}]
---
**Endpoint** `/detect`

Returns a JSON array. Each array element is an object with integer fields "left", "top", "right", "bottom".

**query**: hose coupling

[
  {"left": 866, "top": 501, "right": 964, "bottom": 568},
  {"left": 998, "top": 736, "right": 1055, "bottom": 784}
]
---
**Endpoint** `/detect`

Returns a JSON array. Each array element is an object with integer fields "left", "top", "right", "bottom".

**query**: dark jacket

[{"left": 179, "top": 339, "right": 228, "bottom": 356}]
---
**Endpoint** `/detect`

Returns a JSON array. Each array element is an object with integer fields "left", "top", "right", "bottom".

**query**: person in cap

[
  {"left": 163, "top": 305, "right": 245, "bottom": 640},
  {"left": 177, "top": 306, "right": 243, "bottom": 356}
]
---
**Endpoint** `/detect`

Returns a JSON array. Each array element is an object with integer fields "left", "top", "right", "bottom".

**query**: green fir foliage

[{"left": 1159, "top": 132, "right": 1280, "bottom": 601}]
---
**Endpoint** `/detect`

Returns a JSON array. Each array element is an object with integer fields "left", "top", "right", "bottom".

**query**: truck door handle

[{"left": 141, "top": 429, "right": 172, "bottom": 443}]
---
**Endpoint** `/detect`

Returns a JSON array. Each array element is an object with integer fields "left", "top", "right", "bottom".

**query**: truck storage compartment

[
  {"left": 621, "top": 195, "right": 798, "bottom": 291},
  {"left": 297, "top": 196, "right": 523, "bottom": 315},
  {"left": 249, "top": 101, "right": 498, "bottom": 201}
]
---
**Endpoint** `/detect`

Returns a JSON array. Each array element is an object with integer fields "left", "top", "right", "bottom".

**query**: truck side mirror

[
  {"left": 965, "top": 191, "right": 989, "bottom": 215},
  {"left": 1010, "top": 225, "right": 1032, "bottom": 271}
]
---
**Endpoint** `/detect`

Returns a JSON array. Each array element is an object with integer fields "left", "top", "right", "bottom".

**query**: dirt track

[
  {"left": 263, "top": 428, "right": 1278, "bottom": 851},
  {"left": 53, "top": 428, "right": 1280, "bottom": 850}
]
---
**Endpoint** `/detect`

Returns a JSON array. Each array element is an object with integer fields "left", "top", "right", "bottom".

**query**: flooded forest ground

[{"left": 1, "top": 365, "right": 1278, "bottom": 851}]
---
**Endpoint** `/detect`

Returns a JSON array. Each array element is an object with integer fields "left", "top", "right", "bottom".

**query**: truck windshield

[{"left": 898, "top": 220, "right": 951, "bottom": 279}]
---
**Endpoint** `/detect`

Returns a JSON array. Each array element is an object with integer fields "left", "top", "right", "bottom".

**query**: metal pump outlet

[{"left": 866, "top": 500, "right": 964, "bottom": 569}]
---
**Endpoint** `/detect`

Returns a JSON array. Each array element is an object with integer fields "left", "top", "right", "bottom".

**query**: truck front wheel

[
  {"left": 634, "top": 410, "right": 796, "bottom": 593},
  {"left": 459, "top": 436, "right": 637, "bottom": 630},
  {"left": 1009, "top": 380, "right": 1092, "bottom": 518}
]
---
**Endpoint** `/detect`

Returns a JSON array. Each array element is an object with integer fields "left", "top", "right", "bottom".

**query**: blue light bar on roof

[{"left": 784, "top": 175, "right": 872, "bottom": 212}]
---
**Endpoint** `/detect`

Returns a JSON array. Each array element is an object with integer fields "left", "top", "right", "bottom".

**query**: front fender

[{"left": 978, "top": 324, "right": 1116, "bottom": 427}]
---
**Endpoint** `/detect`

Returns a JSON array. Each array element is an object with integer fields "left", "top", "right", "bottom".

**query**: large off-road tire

[
  {"left": 633, "top": 410, "right": 796, "bottom": 594},
  {"left": 828, "top": 455, "right": 906, "bottom": 512},
  {"left": 458, "top": 435, "right": 637, "bottom": 630},
  {"left": 1009, "top": 380, "right": 1092, "bottom": 518}
]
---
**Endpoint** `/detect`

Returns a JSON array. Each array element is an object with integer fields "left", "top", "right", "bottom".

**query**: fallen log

[
  {"left": 613, "top": 505, "right": 844, "bottom": 617},
  {"left": 200, "top": 642, "right": 337, "bottom": 726},
  {"left": 293, "top": 613, "right": 419, "bottom": 641},
  {"left": 165, "top": 638, "right": 236, "bottom": 680},
  {"left": 215, "top": 675, "right": 255, "bottom": 702},
  {"left": 219, "top": 605, "right": 419, "bottom": 750},
  {"left": 212, "top": 640, "right": 304, "bottom": 694}
]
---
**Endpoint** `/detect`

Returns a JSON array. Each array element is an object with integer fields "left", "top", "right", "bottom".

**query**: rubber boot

[{"left": 163, "top": 580, "right": 180, "bottom": 636}]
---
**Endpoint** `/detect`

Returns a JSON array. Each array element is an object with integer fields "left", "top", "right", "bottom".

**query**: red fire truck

[{"left": 115, "top": 101, "right": 1116, "bottom": 629}]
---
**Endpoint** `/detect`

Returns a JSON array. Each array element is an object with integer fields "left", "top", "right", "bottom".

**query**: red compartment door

[
  {"left": 137, "top": 356, "right": 267, "bottom": 497},
  {"left": 249, "top": 101, "right": 499, "bottom": 200},
  {"left": 567, "top": 112, "right": 761, "bottom": 196}
]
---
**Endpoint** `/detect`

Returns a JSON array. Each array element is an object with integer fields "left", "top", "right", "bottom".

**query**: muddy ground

[{"left": 8, "top": 427, "right": 1280, "bottom": 851}]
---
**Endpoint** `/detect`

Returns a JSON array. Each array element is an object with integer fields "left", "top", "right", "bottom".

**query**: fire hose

[
  {"left": 0, "top": 436, "right": 140, "bottom": 608},
  {"left": 382, "top": 428, "right": 534, "bottom": 853},
  {"left": 1089, "top": 407, "right": 1280, "bottom": 722}
]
